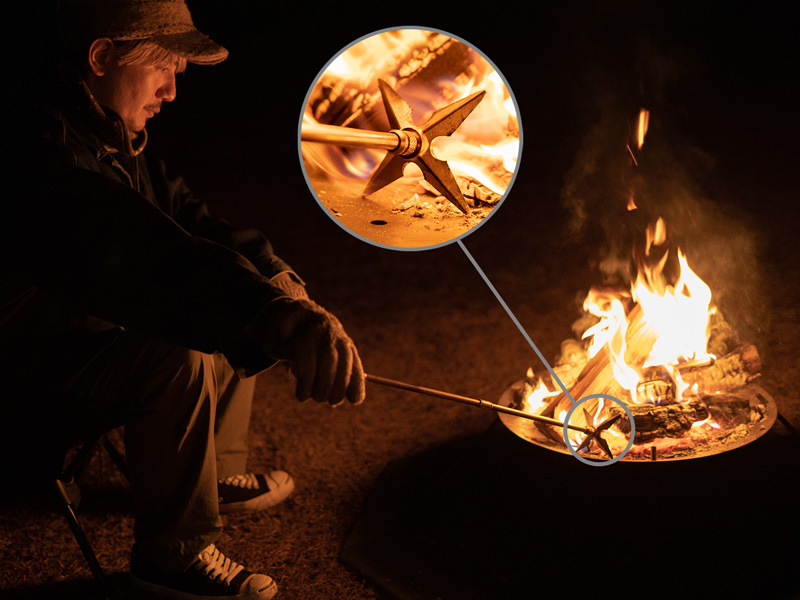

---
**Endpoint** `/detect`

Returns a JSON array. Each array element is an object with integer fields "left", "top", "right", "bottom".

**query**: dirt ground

[{"left": 1, "top": 2, "right": 798, "bottom": 599}]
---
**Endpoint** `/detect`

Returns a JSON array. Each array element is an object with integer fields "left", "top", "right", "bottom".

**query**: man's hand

[
  {"left": 268, "top": 271, "right": 308, "bottom": 299},
  {"left": 260, "top": 298, "right": 365, "bottom": 405}
]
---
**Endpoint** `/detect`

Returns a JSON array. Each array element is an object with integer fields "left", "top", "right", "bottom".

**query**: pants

[{"left": 51, "top": 329, "right": 256, "bottom": 571}]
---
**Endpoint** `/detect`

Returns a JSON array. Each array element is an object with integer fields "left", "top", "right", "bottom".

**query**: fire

[
  {"left": 302, "top": 29, "right": 518, "bottom": 196},
  {"left": 634, "top": 251, "right": 715, "bottom": 374},
  {"left": 523, "top": 215, "right": 719, "bottom": 456},
  {"left": 510, "top": 107, "right": 773, "bottom": 461},
  {"left": 637, "top": 108, "right": 650, "bottom": 149},
  {"left": 524, "top": 103, "right": 715, "bottom": 415},
  {"left": 570, "top": 220, "right": 715, "bottom": 406},
  {"left": 582, "top": 289, "right": 642, "bottom": 401},
  {"left": 525, "top": 368, "right": 558, "bottom": 413}
]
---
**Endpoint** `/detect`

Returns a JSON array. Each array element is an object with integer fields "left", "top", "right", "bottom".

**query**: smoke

[{"left": 558, "top": 25, "right": 767, "bottom": 343}]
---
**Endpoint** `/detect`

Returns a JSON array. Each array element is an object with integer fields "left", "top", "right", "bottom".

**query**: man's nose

[{"left": 158, "top": 72, "right": 177, "bottom": 102}]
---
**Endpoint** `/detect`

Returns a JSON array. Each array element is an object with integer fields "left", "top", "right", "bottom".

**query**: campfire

[
  {"left": 500, "top": 110, "right": 776, "bottom": 462},
  {"left": 299, "top": 28, "right": 520, "bottom": 247}
]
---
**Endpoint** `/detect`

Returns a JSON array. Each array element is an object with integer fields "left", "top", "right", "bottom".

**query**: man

[{"left": 0, "top": 1, "right": 365, "bottom": 598}]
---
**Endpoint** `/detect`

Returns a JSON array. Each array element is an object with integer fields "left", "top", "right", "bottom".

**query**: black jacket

[{"left": 1, "top": 62, "right": 299, "bottom": 395}]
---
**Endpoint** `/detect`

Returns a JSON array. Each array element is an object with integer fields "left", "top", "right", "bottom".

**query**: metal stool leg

[{"left": 55, "top": 435, "right": 122, "bottom": 600}]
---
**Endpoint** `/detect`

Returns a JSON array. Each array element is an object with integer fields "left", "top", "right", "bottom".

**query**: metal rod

[
  {"left": 301, "top": 123, "right": 401, "bottom": 151},
  {"left": 365, "top": 374, "right": 593, "bottom": 434}
]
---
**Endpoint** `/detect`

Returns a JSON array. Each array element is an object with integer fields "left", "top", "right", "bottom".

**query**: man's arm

[
  {"left": 4, "top": 137, "right": 363, "bottom": 404},
  {"left": 146, "top": 155, "right": 307, "bottom": 296},
  {"left": 6, "top": 163, "right": 283, "bottom": 362}
]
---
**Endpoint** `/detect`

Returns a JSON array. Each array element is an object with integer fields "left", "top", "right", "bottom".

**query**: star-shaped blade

[
  {"left": 573, "top": 411, "right": 619, "bottom": 460},
  {"left": 596, "top": 414, "right": 622, "bottom": 432},
  {"left": 574, "top": 407, "right": 596, "bottom": 452},
  {"left": 575, "top": 434, "right": 593, "bottom": 453},
  {"left": 593, "top": 433, "right": 614, "bottom": 460},
  {"left": 364, "top": 79, "right": 485, "bottom": 214}
]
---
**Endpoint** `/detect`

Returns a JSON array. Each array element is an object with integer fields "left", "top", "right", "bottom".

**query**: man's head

[
  {"left": 58, "top": 0, "right": 227, "bottom": 132},
  {"left": 84, "top": 39, "right": 185, "bottom": 132}
]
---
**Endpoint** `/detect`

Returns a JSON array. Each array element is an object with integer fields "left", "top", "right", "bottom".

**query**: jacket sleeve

[
  {"left": 4, "top": 142, "right": 290, "bottom": 376},
  {"left": 147, "top": 154, "right": 306, "bottom": 288}
]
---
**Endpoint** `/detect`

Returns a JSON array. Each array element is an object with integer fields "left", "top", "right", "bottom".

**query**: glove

[
  {"left": 258, "top": 298, "right": 365, "bottom": 405},
  {"left": 268, "top": 271, "right": 309, "bottom": 299}
]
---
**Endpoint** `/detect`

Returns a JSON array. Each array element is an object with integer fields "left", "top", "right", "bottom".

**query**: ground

[{"left": 1, "top": 1, "right": 798, "bottom": 599}]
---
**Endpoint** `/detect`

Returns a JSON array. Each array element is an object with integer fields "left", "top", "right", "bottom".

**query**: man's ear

[{"left": 87, "top": 38, "right": 115, "bottom": 76}]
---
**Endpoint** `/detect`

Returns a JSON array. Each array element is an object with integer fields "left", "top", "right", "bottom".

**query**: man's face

[{"left": 90, "top": 53, "right": 179, "bottom": 133}]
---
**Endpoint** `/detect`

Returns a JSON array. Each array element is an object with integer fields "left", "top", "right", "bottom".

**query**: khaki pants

[{"left": 52, "top": 329, "right": 256, "bottom": 571}]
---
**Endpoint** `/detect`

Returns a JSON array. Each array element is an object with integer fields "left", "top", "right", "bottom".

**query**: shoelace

[
  {"left": 218, "top": 473, "right": 260, "bottom": 489},
  {"left": 196, "top": 544, "right": 245, "bottom": 585}
]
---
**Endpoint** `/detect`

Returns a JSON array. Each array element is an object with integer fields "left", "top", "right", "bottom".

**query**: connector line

[{"left": 458, "top": 239, "right": 576, "bottom": 406}]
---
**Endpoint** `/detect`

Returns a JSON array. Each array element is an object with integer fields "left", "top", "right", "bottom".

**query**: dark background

[
  {"left": 2, "top": 1, "right": 799, "bottom": 599},
  {"left": 6, "top": 0, "right": 796, "bottom": 330},
  {"left": 156, "top": 0, "right": 797, "bottom": 343}
]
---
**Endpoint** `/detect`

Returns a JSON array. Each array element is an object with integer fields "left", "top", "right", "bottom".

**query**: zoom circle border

[
  {"left": 296, "top": 24, "right": 524, "bottom": 252},
  {"left": 562, "top": 394, "right": 635, "bottom": 466}
]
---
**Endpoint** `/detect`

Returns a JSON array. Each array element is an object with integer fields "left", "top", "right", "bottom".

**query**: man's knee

[{"left": 125, "top": 341, "right": 219, "bottom": 420}]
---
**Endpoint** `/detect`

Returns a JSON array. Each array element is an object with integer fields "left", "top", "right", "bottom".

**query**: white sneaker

[
  {"left": 130, "top": 543, "right": 278, "bottom": 599},
  {"left": 217, "top": 472, "right": 295, "bottom": 514}
]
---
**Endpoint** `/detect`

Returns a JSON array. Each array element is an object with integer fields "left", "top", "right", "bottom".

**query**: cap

[{"left": 58, "top": 0, "right": 228, "bottom": 65}]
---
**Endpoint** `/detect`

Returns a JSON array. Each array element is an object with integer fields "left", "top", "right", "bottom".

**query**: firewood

[
  {"left": 309, "top": 33, "right": 471, "bottom": 132},
  {"left": 536, "top": 304, "right": 656, "bottom": 440},
  {"left": 533, "top": 312, "right": 761, "bottom": 445},
  {"left": 678, "top": 343, "right": 761, "bottom": 394},
  {"left": 609, "top": 398, "right": 710, "bottom": 443},
  {"left": 704, "top": 393, "right": 768, "bottom": 428}
]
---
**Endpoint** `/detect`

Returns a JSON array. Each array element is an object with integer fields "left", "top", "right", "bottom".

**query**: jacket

[{"left": 0, "top": 61, "right": 301, "bottom": 395}]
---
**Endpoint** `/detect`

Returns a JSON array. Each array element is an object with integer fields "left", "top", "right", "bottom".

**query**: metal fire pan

[{"left": 497, "top": 381, "right": 777, "bottom": 462}]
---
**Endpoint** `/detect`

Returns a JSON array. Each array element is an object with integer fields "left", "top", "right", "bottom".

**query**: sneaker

[
  {"left": 218, "top": 472, "right": 294, "bottom": 514},
  {"left": 130, "top": 543, "right": 277, "bottom": 599}
]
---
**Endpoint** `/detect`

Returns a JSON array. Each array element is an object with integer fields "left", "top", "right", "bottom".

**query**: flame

[
  {"left": 323, "top": 29, "right": 431, "bottom": 87},
  {"left": 525, "top": 376, "right": 559, "bottom": 413},
  {"left": 692, "top": 416, "right": 721, "bottom": 430},
  {"left": 582, "top": 290, "right": 642, "bottom": 402},
  {"left": 524, "top": 215, "right": 718, "bottom": 453},
  {"left": 521, "top": 109, "right": 730, "bottom": 457},
  {"left": 580, "top": 235, "right": 715, "bottom": 405},
  {"left": 302, "top": 29, "right": 518, "bottom": 195},
  {"left": 634, "top": 250, "right": 716, "bottom": 373},
  {"left": 637, "top": 109, "right": 650, "bottom": 149}
]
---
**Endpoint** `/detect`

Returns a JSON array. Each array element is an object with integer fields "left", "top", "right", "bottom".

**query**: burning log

[
  {"left": 608, "top": 388, "right": 770, "bottom": 453},
  {"left": 678, "top": 343, "right": 761, "bottom": 394},
  {"left": 309, "top": 33, "right": 472, "bottom": 131},
  {"left": 610, "top": 398, "right": 710, "bottom": 443},
  {"left": 539, "top": 303, "right": 655, "bottom": 419},
  {"left": 533, "top": 322, "right": 762, "bottom": 446}
]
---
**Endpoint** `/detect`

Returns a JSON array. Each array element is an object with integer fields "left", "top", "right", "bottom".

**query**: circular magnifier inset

[{"left": 298, "top": 27, "right": 522, "bottom": 251}]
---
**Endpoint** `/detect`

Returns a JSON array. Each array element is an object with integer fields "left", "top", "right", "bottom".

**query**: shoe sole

[
  {"left": 219, "top": 474, "right": 295, "bottom": 514},
  {"left": 130, "top": 574, "right": 278, "bottom": 600}
]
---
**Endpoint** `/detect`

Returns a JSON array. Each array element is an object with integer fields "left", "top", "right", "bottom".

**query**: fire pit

[
  {"left": 498, "top": 380, "right": 776, "bottom": 461},
  {"left": 498, "top": 207, "right": 777, "bottom": 461}
]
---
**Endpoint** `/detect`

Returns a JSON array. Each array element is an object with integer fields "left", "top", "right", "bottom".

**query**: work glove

[
  {"left": 268, "top": 271, "right": 308, "bottom": 299},
  {"left": 258, "top": 298, "right": 365, "bottom": 405}
]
